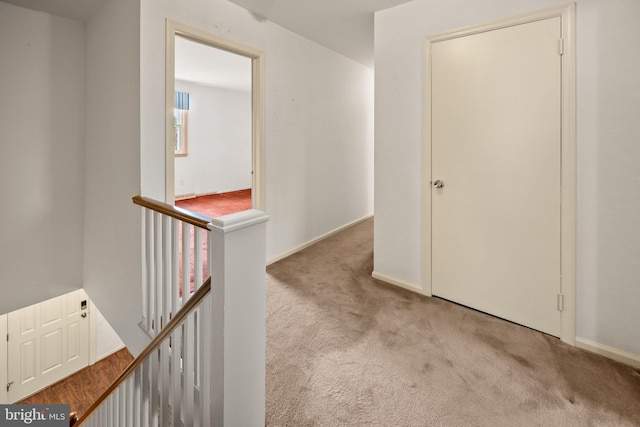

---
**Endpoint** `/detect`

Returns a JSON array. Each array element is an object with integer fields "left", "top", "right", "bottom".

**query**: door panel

[
  {"left": 431, "top": 18, "right": 562, "bottom": 336},
  {"left": 7, "top": 290, "right": 89, "bottom": 402}
]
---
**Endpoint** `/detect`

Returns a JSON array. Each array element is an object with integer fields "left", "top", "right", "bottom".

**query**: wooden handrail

[
  {"left": 132, "top": 195, "right": 212, "bottom": 229},
  {"left": 75, "top": 277, "right": 212, "bottom": 426}
]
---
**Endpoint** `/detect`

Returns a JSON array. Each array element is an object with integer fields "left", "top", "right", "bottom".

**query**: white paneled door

[
  {"left": 430, "top": 17, "right": 562, "bottom": 336},
  {"left": 7, "top": 289, "right": 89, "bottom": 402}
]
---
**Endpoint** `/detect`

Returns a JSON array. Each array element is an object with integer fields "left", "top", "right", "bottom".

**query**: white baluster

[
  {"left": 144, "top": 209, "right": 155, "bottom": 333},
  {"left": 194, "top": 228, "right": 203, "bottom": 292},
  {"left": 171, "top": 326, "right": 182, "bottom": 427},
  {"left": 125, "top": 377, "right": 134, "bottom": 427},
  {"left": 199, "top": 295, "right": 212, "bottom": 427},
  {"left": 163, "top": 215, "right": 172, "bottom": 332},
  {"left": 171, "top": 218, "right": 180, "bottom": 319},
  {"left": 181, "top": 222, "right": 190, "bottom": 307},
  {"left": 153, "top": 211, "right": 163, "bottom": 335},
  {"left": 106, "top": 396, "right": 112, "bottom": 427},
  {"left": 114, "top": 385, "right": 120, "bottom": 427},
  {"left": 142, "top": 358, "right": 151, "bottom": 427},
  {"left": 193, "top": 307, "right": 201, "bottom": 427},
  {"left": 150, "top": 349, "right": 160, "bottom": 427},
  {"left": 160, "top": 339, "right": 171, "bottom": 426},
  {"left": 117, "top": 388, "right": 123, "bottom": 426},
  {"left": 184, "top": 315, "right": 195, "bottom": 426},
  {"left": 134, "top": 367, "right": 142, "bottom": 427}
]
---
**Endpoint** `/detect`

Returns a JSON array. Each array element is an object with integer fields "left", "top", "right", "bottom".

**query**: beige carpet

[{"left": 266, "top": 218, "right": 640, "bottom": 426}]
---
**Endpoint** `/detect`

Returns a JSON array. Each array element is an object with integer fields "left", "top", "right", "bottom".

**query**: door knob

[{"left": 433, "top": 179, "right": 444, "bottom": 189}]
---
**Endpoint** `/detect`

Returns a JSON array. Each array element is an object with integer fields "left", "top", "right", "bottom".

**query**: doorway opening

[{"left": 165, "top": 20, "right": 265, "bottom": 217}]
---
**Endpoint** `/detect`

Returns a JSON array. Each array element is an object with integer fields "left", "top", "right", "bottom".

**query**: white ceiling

[
  {"left": 175, "top": 36, "right": 252, "bottom": 92},
  {"left": 2, "top": 0, "right": 103, "bottom": 21},
  {"left": 228, "top": 0, "right": 415, "bottom": 67},
  {"left": 6, "top": 0, "right": 414, "bottom": 68}
]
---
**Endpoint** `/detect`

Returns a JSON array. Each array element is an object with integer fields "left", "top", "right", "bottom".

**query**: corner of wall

[{"left": 90, "top": 301, "right": 126, "bottom": 363}]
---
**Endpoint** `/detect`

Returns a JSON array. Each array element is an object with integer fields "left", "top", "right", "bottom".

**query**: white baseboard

[
  {"left": 575, "top": 337, "right": 640, "bottom": 370},
  {"left": 175, "top": 193, "right": 196, "bottom": 201},
  {"left": 371, "top": 271, "right": 425, "bottom": 295},
  {"left": 175, "top": 191, "right": 218, "bottom": 200},
  {"left": 176, "top": 189, "right": 252, "bottom": 201},
  {"left": 267, "top": 214, "right": 373, "bottom": 265},
  {"left": 95, "top": 343, "right": 127, "bottom": 363},
  {"left": 195, "top": 191, "right": 219, "bottom": 197}
]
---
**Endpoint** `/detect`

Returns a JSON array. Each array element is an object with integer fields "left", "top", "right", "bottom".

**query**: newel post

[{"left": 208, "top": 209, "right": 269, "bottom": 427}]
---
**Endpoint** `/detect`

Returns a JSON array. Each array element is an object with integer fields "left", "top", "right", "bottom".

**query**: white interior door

[
  {"left": 7, "top": 289, "right": 89, "bottom": 402},
  {"left": 431, "top": 17, "right": 562, "bottom": 336},
  {"left": 0, "top": 313, "right": 7, "bottom": 403}
]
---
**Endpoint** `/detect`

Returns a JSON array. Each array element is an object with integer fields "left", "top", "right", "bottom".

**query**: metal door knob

[{"left": 433, "top": 179, "right": 444, "bottom": 189}]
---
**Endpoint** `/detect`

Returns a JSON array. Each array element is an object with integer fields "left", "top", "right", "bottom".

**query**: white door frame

[
  {"left": 165, "top": 20, "right": 265, "bottom": 210},
  {"left": 422, "top": 4, "right": 576, "bottom": 345}
]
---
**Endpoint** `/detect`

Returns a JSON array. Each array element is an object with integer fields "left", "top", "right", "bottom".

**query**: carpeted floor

[
  {"left": 266, "top": 218, "right": 640, "bottom": 426},
  {"left": 175, "top": 189, "right": 251, "bottom": 218}
]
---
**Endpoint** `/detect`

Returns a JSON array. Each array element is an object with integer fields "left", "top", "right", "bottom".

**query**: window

[{"left": 174, "top": 108, "right": 188, "bottom": 156}]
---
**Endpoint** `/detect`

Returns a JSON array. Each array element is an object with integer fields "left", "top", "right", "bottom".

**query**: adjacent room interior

[{"left": 172, "top": 35, "right": 253, "bottom": 218}]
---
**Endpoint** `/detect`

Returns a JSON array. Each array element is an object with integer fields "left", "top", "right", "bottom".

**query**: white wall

[
  {"left": 374, "top": 0, "right": 640, "bottom": 356},
  {"left": 140, "top": 0, "right": 374, "bottom": 261},
  {"left": 91, "top": 303, "right": 125, "bottom": 362},
  {"left": 174, "top": 80, "right": 252, "bottom": 196},
  {"left": 83, "top": 0, "right": 148, "bottom": 355},
  {"left": 0, "top": 2, "right": 85, "bottom": 314}
]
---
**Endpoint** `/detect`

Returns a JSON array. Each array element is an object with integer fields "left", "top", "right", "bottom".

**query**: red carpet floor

[{"left": 175, "top": 189, "right": 252, "bottom": 219}]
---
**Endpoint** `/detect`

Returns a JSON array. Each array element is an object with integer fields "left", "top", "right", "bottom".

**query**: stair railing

[
  {"left": 133, "top": 195, "right": 212, "bottom": 337},
  {"left": 83, "top": 197, "right": 268, "bottom": 426},
  {"left": 76, "top": 277, "right": 213, "bottom": 426}
]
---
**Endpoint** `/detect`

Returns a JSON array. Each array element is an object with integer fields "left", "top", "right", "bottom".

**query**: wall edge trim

[
  {"left": 371, "top": 271, "right": 424, "bottom": 295},
  {"left": 575, "top": 337, "right": 640, "bottom": 370}
]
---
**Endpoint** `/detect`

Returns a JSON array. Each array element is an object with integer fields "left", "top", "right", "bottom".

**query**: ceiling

[
  {"left": 175, "top": 36, "right": 252, "bottom": 92},
  {"left": 6, "top": 0, "right": 414, "bottom": 68},
  {"left": 2, "top": 0, "right": 103, "bottom": 21},
  {"left": 228, "top": 0, "right": 415, "bottom": 67}
]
